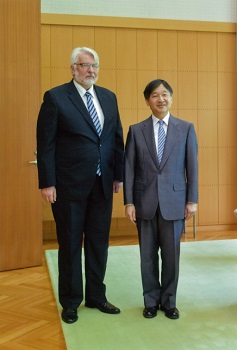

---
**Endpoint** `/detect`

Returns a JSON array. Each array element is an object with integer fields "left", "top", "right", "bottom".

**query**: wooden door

[{"left": 0, "top": 0, "right": 42, "bottom": 271}]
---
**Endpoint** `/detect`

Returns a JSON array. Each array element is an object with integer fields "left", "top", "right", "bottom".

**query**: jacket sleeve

[
  {"left": 36, "top": 90, "right": 58, "bottom": 189},
  {"left": 186, "top": 123, "right": 198, "bottom": 203},
  {"left": 124, "top": 126, "right": 136, "bottom": 204},
  {"left": 113, "top": 96, "right": 124, "bottom": 182}
]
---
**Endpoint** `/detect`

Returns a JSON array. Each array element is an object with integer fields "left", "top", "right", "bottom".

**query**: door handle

[
  {"left": 29, "top": 150, "right": 37, "bottom": 165},
  {"left": 29, "top": 159, "right": 37, "bottom": 165}
]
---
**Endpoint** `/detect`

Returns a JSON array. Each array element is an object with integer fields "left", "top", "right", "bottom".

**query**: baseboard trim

[{"left": 43, "top": 220, "right": 237, "bottom": 240}]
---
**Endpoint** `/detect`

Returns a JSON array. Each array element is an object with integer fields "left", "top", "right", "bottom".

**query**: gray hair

[{"left": 70, "top": 47, "right": 99, "bottom": 66}]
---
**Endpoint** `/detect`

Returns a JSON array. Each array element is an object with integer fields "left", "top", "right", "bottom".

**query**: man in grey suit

[
  {"left": 124, "top": 79, "right": 198, "bottom": 320},
  {"left": 37, "top": 47, "right": 124, "bottom": 324}
]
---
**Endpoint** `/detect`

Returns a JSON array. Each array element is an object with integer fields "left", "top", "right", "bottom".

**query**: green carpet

[{"left": 45, "top": 240, "right": 237, "bottom": 350}]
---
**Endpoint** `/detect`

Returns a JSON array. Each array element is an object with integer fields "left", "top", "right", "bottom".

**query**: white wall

[{"left": 41, "top": 0, "right": 237, "bottom": 23}]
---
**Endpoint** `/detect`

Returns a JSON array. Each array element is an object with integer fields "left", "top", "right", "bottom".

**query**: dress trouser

[
  {"left": 137, "top": 206, "right": 184, "bottom": 309},
  {"left": 52, "top": 176, "right": 113, "bottom": 309}
]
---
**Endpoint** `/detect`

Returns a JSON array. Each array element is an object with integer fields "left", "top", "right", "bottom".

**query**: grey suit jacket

[{"left": 124, "top": 115, "right": 198, "bottom": 220}]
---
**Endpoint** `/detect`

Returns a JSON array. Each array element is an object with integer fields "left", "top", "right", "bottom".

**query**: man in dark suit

[
  {"left": 124, "top": 79, "right": 198, "bottom": 320},
  {"left": 37, "top": 47, "right": 124, "bottom": 324}
]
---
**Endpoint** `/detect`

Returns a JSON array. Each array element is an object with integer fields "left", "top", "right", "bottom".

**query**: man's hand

[
  {"left": 113, "top": 181, "right": 123, "bottom": 193},
  {"left": 41, "top": 186, "right": 57, "bottom": 203},
  {"left": 125, "top": 204, "right": 136, "bottom": 225},
  {"left": 185, "top": 203, "right": 197, "bottom": 220}
]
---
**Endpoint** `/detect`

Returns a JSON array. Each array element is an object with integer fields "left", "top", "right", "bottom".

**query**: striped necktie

[
  {"left": 158, "top": 120, "right": 166, "bottom": 164},
  {"left": 85, "top": 91, "right": 102, "bottom": 175},
  {"left": 85, "top": 91, "right": 102, "bottom": 136}
]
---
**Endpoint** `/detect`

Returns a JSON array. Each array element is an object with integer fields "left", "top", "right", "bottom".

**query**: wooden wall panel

[
  {"left": 41, "top": 67, "right": 51, "bottom": 95},
  {"left": 199, "top": 148, "right": 218, "bottom": 185},
  {"left": 95, "top": 28, "right": 116, "bottom": 69},
  {"left": 198, "top": 72, "right": 218, "bottom": 109},
  {"left": 99, "top": 69, "right": 117, "bottom": 94},
  {"left": 51, "top": 67, "right": 71, "bottom": 87},
  {"left": 116, "top": 70, "right": 138, "bottom": 110},
  {"left": 199, "top": 186, "right": 219, "bottom": 224},
  {"left": 41, "top": 25, "right": 51, "bottom": 67},
  {"left": 198, "top": 33, "right": 217, "bottom": 71},
  {"left": 219, "top": 148, "right": 237, "bottom": 184},
  {"left": 120, "top": 109, "right": 137, "bottom": 138},
  {"left": 219, "top": 185, "right": 237, "bottom": 223},
  {"left": 72, "top": 26, "right": 95, "bottom": 49},
  {"left": 40, "top": 20, "right": 237, "bottom": 234},
  {"left": 112, "top": 191, "right": 124, "bottom": 217},
  {"left": 117, "top": 70, "right": 138, "bottom": 137},
  {"left": 179, "top": 109, "right": 198, "bottom": 128},
  {"left": 218, "top": 72, "right": 236, "bottom": 110},
  {"left": 116, "top": 29, "right": 137, "bottom": 70},
  {"left": 137, "top": 30, "right": 158, "bottom": 70},
  {"left": 217, "top": 34, "right": 236, "bottom": 71},
  {"left": 41, "top": 26, "right": 51, "bottom": 94},
  {"left": 178, "top": 32, "right": 198, "bottom": 71},
  {"left": 50, "top": 26, "right": 73, "bottom": 67},
  {"left": 198, "top": 110, "right": 218, "bottom": 147},
  {"left": 158, "top": 31, "right": 178, "bottom": 70},
  {"left": 177, "top": 72, "right": 198, "bottom": 109},
  {"left": 218, "top": 110, "right": 237, "bottom": 148}
]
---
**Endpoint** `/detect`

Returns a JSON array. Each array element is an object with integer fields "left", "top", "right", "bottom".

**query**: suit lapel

[
  {"left": 66, "top": 80, "right": 99, "bottom": 135},
  {"left": 141, "top": 117, "right": 160, "bottom": 169},
  {"left": 94, "top": 86, "right": 112, "bottom": 137}
]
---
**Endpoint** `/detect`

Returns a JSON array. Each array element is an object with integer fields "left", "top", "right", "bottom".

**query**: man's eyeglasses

[{"left": 73, "top": 63, "right": 99, "bottom": 69}]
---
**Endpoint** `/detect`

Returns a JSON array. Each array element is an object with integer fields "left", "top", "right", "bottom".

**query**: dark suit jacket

[
  {"left": 37, "top": 80, "right": 124, "bottom": 200},
  {"left": 124, "top": 115, "right": 198, "bottom": 220}
]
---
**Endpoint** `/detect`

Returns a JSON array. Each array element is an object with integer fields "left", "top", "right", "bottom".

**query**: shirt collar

[
  {"left": 152, "top": 112, "right": 170, "bottom": 126},
  {"left": 73, "top": 80, "right": 95, "bottom": 98}
]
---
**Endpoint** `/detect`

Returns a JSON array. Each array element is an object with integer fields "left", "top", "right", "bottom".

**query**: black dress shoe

[
  {"left": 85, "top": 301, "right": 120, "bottom": 314},
  {"left": 143, "top": 307, "right": 158, "bottom": 318},
  {"left": 61, "top": 308, "right": 78, "bottom": 324},
  {"left": 160, "top": 307, "right": 179, "bottom": 320}
]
